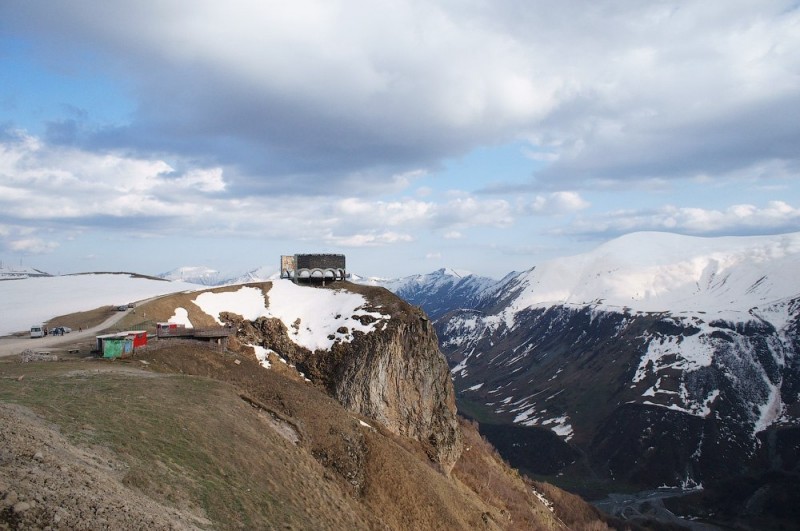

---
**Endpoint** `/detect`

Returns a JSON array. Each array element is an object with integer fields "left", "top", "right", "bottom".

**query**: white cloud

[
  {"left": 325, "top": 231, "right": 414, "bottom": 248},
  {"left": 334, "top": 195, "right": 513, "bottom": 232},
  {"left": 0, "top": 131, "right": 228, "bottom": 222},
  {"left": 563, "top": 201, "right": 800, "bottom": 237},
  {"left": 9, "top": 1, "right": 796, "bottom": 189},
  {"left": 524, "top": 191, "right": 590, "bottom": 215},
  {"left": 8, "top": 238, "right": 59, "bottom": 254},
  {"left": 437, "top": 197, "right": 513, "bottom": 229},
  {"left": 173, "top": 168, "right": 226, "bottom": 193}
]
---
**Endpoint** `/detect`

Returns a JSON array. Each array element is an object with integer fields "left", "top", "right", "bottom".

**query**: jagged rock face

[
  {"left": 437, "top": 301, "right": 800, "bottom": 488},
  {"left": 328, "top": 308, "right": 462, "bottom": 472},
  {"left": 222, "top": 290, "right": 462, "bottom": 474}
]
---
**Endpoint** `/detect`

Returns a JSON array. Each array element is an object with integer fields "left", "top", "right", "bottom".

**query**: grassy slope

[{"left": 0, "top": 344, "right": 616, "bottom": 530}]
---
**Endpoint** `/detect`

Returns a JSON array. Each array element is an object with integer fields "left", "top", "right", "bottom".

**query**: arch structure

[{"left": 280, "top": 254, "right": 347, "bottom": 284}]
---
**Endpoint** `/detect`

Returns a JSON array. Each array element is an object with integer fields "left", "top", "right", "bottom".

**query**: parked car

[
  {"left": 30, "top": 325, "right": 44, "bottom": 338},
  {"left": 117, "top": 305, "right": 127, "bottom": 311}
]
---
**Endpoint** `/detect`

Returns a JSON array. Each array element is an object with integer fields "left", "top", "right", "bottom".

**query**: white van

[{"left": 30, "top": 325, "right": 44, "bottom": 338}]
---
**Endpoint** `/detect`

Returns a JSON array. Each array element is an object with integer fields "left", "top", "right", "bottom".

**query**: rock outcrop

[
  {"left": 328, "top": 305, "right": 462, "bottom": 473},
  {"left": 224, "top": 284, "right": 463, "bottom": 474}
]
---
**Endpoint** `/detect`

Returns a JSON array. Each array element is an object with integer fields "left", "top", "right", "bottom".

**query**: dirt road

[{"left": 0, "top": 307, "right": 132, "bottom": 358}]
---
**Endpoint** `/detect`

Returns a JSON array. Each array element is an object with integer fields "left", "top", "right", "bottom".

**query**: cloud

[
  {"left": 0, "top": 130, "right": 521, "bottom": 251},
  {"left": 334, "top": 195, "right": 514, "bottom": 232},
  {"left": 5, "top": 1, "right": 796, "bottom": 193},
  {"left": 324, "top": 231, "right": 414, "bottom": 248},
  {"left": 522, "top": 191, "right": 590, "bottom": 215},
  {"left": 0, "top": 130, "right": 226, "bottom": 223},
  {"left": 8, "top": 237, "right": 59, "bottom": 254},
  {"left": 561, "top": 201, "right": 800, "bottom": 238},
  {"left": 173, "top": 168, "right": 226, "bottom": 193}
]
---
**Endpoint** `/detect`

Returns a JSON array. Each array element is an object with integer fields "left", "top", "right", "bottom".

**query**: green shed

[{"left": 101, "top": 337, "right": 134, "bottom": 359}]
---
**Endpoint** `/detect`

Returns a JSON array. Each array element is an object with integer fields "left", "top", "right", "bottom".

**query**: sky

[{"left": 1, "top": 1, "right": 799, "bottom": 279}]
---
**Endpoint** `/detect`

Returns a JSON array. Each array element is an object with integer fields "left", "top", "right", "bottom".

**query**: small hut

[{"left": 96, "top": 331, "right": 148, "bottom": 358}]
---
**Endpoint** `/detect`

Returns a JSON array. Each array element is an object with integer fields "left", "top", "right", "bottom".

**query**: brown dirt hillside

[
  {"left": 1, "top": 283, "right": 632, "bottom": 530},
  {"left": 0, "top": 342, "right": 617, "bottom": 530}
]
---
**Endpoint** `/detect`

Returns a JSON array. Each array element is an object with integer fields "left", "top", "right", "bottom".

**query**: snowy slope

[
  {"left": 435, "top": 231, "right": 800, "bottom": 488},
  {"left": 192, "top": 280, "right": 389, "bottom": 351},
  {"left": 495, "top": 231, "right": 800, "bottom": 322},
  {"left": 0, "top": 273, "right": 199, "bottom": 336}
]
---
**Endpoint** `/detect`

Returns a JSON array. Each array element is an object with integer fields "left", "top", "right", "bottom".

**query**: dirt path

[{"left": 0, "top": 308, "right": 132, "bottom": 358}]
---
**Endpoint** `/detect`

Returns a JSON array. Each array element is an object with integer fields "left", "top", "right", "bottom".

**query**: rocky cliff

[{"left": 223, "top": 282, "right": 463, "bottom": 473}]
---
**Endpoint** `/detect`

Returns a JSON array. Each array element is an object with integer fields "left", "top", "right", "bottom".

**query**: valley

[{"left": 375, "top": 232, "right": 800, "bottom": 529}]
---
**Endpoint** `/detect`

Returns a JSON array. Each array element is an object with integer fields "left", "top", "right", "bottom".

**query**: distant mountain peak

[
  {"left": 434, "top": 267, "right": 474, "bottom": 278},
  {"left": 158, "top": 265, "right": 279, "bottom": 286}
]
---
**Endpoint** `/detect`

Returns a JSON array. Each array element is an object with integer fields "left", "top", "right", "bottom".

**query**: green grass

[{"left": 0, "top": 360, "right": 345, "bottom": 529}]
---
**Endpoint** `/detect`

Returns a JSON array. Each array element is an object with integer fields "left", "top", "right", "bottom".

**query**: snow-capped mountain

[
  {"left": 362, "top": 268, "right": 497, "bottom": 319},
  {"left": 159, "top": 266, "right": 226, "bottom": 285},
  {"left": 433, "top": 231, "right": 800, "bottom": 494},
  {"left": 228, "top": 265, "right": 280, "bottom": 284},
  {"left": 159, "top": 265, "right": 278, "bottom": 286}
]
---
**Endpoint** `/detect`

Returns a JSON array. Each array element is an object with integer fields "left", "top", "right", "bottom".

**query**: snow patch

[
  {"left": 168, "top": 307, "right": 193, "bottom": 328},
  {"left": 531, "top": 487, "right": 555, "bottom": 513},
  {"left": 251, "top": 345, "right": 274, "bottom": 369}
]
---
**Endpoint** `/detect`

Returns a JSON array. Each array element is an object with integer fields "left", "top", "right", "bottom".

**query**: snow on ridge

[
  {"left": 192, "top": 280, "right": 390, "bottom": 352},
  {"left": 160, "top": 264, "right": 279, "bottom": 286},
  {"left": 501, "top": 231, "right": 800, "bottom": 318},
  {"left": 160, "top": 266, "right": 221, "bottom": 284},
  {"left": 362, "top": 267, "right": 495, "bottom": 295}
]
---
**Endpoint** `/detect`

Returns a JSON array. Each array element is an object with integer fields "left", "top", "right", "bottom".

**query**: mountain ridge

[{"left": 415, "top": 232, "right": 800, "bottom": 527}]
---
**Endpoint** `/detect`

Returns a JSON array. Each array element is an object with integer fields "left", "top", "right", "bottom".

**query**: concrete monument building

[{"left": 280, "top": 254, "right": 346, "bottom": 283}]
